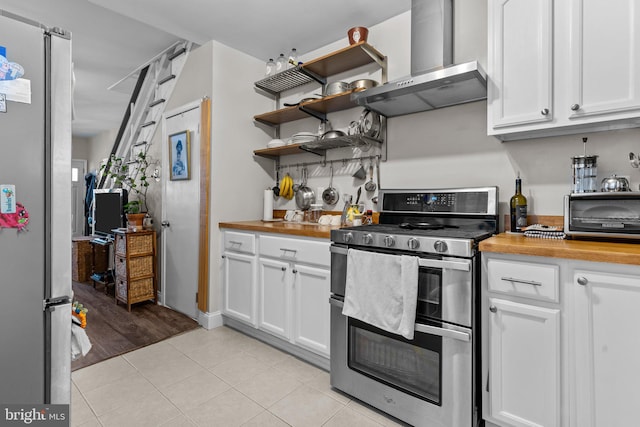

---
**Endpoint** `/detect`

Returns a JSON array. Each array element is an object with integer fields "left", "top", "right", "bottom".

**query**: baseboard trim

[
  {"left": 198, "top": 310, "right": 223, "bottom": 330},
  {"left": 222, "top": 315, "right": 329, "bottom": 371}
]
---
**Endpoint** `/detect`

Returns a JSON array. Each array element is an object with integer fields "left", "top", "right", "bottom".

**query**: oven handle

[
  {"left": 331, "top": 246, "right": 471, "bottom": 272},
  {"left": 415, "top": 323, "right": 471, "bottom": 342},
  {"left": 329, "top": 296, "right": 344, "bottom": 308},
  {"left": 330, "top": 245, "right": 348, "bottom": 255},
  {"left": 418, "top": 258, "right": 471, "bottom": 272},
  {"left": 330, "top": 296, "right": 470, "bottom": 342}
]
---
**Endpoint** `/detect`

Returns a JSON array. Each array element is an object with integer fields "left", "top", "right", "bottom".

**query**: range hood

[{"left": 352, "top": 0, "right": 486, "bottom": 117}]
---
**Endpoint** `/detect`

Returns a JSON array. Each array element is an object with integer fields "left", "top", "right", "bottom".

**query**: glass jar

[
  {"left": 265, "top": 58, "right": 276, "bottom": 76},
  {"left": 275, "top": 53, "right": 287, "bottom": 73},
  {"left": 308, "top": 203, "right": 323, "bottom": 223}
]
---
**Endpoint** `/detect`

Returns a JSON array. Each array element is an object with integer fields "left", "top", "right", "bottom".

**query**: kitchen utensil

[
  {"left": 324, "top": 81, "right": 350, "bottom": 97},
  {"left": 349, "top": 79, "right": 378, "bottom": 92},
  {"left": 352, "top": 159, "right": 366, "bottom": 179},
  {"left": 295, "top": 167, "right": 315, "bottom": 209},
  {"left": 292, "top": 168, "right": 300, "bottom": 193},
  {"left": 322, "top": 163, "right": 339, "bottom": 205},
  {"left": 283, "top": 97, "right": 319, "bottom": 107},
  {"left": 355, "top": 186, "right": 362, "bottom": 205},
  {"left": 630, "top": 152, "right": 639, "bottom": 168},
  {"left": 601, "top": 174, "right": 631, "bottom": 192},
  {"left": 364, "top": 161, "right": 376, "bottom": 192},
  {"left": 321, "top": 129, "right": 346, "bottom": 140},
  {"left": 272, "top": 168, "right": 280, "bottom": 196},
  {"left": 347, "top": 26, "right": 369, "bottom": 45},
  {"left": 358, "top": 109, "right": 381, "bottom": 139}
]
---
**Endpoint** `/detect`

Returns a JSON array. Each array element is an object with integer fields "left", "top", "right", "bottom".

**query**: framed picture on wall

[{"left": 169, "top": 130, "right": 190, "bottom": 180}]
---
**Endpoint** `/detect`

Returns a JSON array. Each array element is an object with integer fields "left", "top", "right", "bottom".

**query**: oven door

[
  {"left": 330, "top": 244, "right": 474, "bottom": 327},
  {"left": 330, "top": 296, "right": 473, "bottom": 427}
]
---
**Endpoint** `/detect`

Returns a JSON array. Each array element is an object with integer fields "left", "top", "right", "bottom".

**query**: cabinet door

[
  {"left": 222, "top": 251, "right": 256, "bottom": 325},
  {"left": 488, "top": 0, "right": 553, "bottom": 131},
  {"left": 258, "top": 258, "right": 291, "bottom": 340},
  {"left": 488, "top": 298, "right": 560, "bottom": 427},
  {"left": 292, "top": 264, "right": 330, "bottom": 357},
  {"left": 569, "top": 0, "right": 640, "bottom": 120},
  {"left": 572, "top": 270, "right": 640, "bottom": 427}
]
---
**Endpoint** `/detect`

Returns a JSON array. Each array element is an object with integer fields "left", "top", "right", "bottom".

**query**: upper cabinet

[
  {"left": 253, "top": 42, "right": 387, "bottom": 158},
  {"left": 488, "top": 0, "right": 640, "bottom": 141}
]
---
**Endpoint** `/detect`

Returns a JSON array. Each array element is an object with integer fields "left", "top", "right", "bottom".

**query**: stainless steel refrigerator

[{"left": 0, "top": 10, "right": 72, "bottom": 406}]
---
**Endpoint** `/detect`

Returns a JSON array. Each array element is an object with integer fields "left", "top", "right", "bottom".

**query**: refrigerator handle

[{"left": 43, "top": 296, "right": 72, "bottom": 311}]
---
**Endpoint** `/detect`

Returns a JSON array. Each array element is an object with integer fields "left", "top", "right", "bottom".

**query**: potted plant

[{"left": 100, "top": 151, "right": 152, "bottom": 230}]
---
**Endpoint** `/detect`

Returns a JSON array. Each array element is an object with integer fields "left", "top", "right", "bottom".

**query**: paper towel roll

[{"left": 263, "top": 189, "right": 274, "bottom": 221}]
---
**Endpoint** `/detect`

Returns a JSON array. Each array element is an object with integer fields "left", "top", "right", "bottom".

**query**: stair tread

[
  {"left": 149, "top": 98, "right": 166, "bottom": 107},
  {"left": 158, "top": 75, "right": 176, "bottom": 85}
]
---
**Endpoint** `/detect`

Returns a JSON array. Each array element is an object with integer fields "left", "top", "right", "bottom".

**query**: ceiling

[{"left": 1, "top": 0, "right": 410, "bottom": 138}]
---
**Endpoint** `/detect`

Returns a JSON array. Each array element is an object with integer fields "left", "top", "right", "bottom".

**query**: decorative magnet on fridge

[
  {"left": 0, "top": 202, "right": 29, "bottom": 231},
  {"left": 0, "top": 46, "right": 24, "bottom": 81}
]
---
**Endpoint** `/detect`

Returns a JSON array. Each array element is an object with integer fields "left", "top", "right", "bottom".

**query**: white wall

[{"left": 208, "top": 40, "right": 273, "bottom": 312}]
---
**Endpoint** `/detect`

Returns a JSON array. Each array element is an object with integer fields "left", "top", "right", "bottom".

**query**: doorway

[{"left": 161, "top": 101, "right": 201, "bottom": 319}]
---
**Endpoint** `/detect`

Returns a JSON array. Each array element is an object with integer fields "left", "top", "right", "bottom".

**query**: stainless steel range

[{"left": 330, "top": 187, "right": 498, "bottom": 427}]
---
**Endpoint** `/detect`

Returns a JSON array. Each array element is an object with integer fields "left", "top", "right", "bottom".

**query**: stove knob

[
  {"left": 434, "top": 240, "right": 448, "bottom": 253},
  {"left": 362, "top": 234, "right": 374, "bottom": 245},
  {"left": 343, "top": 232, "right": 354, "bottom": 243},
  {"left": 407, "top": 238, "right": 420, "bottom": 250},
  {"left": 384, "top": 236, "right": 396, "bottom": 247}
]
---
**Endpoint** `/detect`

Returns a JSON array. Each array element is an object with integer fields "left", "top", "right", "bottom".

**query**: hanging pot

[
  {"left": 295, "top": 167, "right": 315, "bottom": 209},
  {"left": 322, "top": 163, "right": 339, "bottom": 205}
]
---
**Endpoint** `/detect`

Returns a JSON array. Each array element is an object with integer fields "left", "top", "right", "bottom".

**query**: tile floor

[{"left": 71, "top": 326, "right": 410, "bottom": 427}]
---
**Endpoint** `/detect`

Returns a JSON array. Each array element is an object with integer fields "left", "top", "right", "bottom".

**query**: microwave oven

[{"left": 564, "top": 192, "right": 640, "bottom": 239}]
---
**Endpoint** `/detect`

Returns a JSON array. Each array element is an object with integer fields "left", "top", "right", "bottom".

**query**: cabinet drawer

[
  {"left": 260, "top": 235, "right": 330, "bottom": 267},
  {"left": 116, "top": 276, "right": 154, "bottom": 301},
  {"left": 115, "top": 233, "right": 154, "bottom": 256},
  {"left": 115, "top": 255, "right": 154, "bottom": 280},
  {"left": 487, "top": 258, "right": 559, "bottom": 303},
  {"left": 224, "top": 231, "right": 256, "bottom": 254}
]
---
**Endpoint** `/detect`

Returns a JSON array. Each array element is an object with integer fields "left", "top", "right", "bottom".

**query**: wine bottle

[{"left": 510, "top": 173, "right": 527, "bottom": 232}]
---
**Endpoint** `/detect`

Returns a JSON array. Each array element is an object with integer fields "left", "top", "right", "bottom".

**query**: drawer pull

[
  {"left": 501, "top": 276, "right": 542, "bottom": 287},
  {"left": 577, "top": 276, "right": 588, "bottom": 286},
  {"left": 489, "top": 306, "right": 497, "bottom": 313},
  {"left": 228, "top": 240, "right": 242, "bottom": 246},
  {"left": 281, "top": 266, "right": 286, "bottom": 271},
  {"left": 280, "top": 248, "right": 297, "bottom": 255}
]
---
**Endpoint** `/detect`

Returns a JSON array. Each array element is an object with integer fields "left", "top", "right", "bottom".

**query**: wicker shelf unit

[{"left": 113, "top": 229, "right": 157, "bottom": 311}]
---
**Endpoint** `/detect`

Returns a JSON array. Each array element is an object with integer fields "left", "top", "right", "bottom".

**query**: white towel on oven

[{"left": 342, "top": 248, "right": 419, "bottom": 340}]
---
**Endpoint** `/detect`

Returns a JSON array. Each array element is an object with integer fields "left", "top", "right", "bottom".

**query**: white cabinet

[
  {"left": 222, "top": 230, "right": 258, "bottom": 325},
  {"left": 292, "top": 264, "right": 330, "bottom": 356},
  {"left": 483, "top": 254, "right": 561, "bottom": 427},
  {"left": 487, "top": 298, "right": 560, "bottom": 427},
  {"left": 487, "top": 0, "right": 553, "bottom": 130},
  {"left": 258, "top": 257, "right": 290, "bottom": 339},
  {"left": 570, "top": 267, "right": 640, "bottom": 427},
  {"left": 257, "top": 234, "right": 331, "bottom": 358},
  {"left": 488, "top": 0, "right": 640, "bottom": 140},
  {"left": 222, "top": 243, "right": 257, "bottom": 326}
]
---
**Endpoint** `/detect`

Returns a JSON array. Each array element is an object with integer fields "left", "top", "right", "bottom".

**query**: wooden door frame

[{"left": 197, "top": 97, "right": 211, "bottom": 312}]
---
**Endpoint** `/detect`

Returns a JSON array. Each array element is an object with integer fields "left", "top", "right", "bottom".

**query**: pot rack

[{"left": 275, "top": 154, "right": 381, "bottom": 171}]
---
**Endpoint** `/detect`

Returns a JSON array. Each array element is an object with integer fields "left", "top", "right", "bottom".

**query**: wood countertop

[
  {"left": 480, "top": 233, "right": 640, "bottom": 265},
  {"left": 219, "top": 220, "right": 340, "bottom": 239}
]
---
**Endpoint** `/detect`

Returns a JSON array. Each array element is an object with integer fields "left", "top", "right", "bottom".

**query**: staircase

[{"left": 98, "top": 40, "right": 193, "bottom": 189}]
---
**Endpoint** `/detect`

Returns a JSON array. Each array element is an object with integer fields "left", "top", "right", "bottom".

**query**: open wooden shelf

[{"left": 254, "top": 91, "right": 357, "bottom": 126}]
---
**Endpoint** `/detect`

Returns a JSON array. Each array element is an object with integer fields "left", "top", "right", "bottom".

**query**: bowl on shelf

[{"left": 266, "top": 139, "right": 286, "bottom": 148}]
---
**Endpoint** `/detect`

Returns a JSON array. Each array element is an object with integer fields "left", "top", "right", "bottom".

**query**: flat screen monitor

[{"left": 91, "top": 188, "right": 128, "bottom": 238}]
